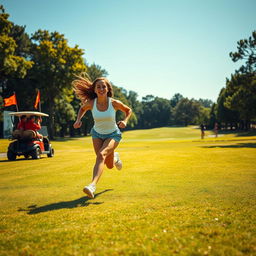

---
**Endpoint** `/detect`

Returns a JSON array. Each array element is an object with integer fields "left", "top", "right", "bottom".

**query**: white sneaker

[
  {"left": 114, "top": 152, "right": 122, "bottom": 170},
  {"left": 83, "top": 183, "right": 96, "bottom": 198}
]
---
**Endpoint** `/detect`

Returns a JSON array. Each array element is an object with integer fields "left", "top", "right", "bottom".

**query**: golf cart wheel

[
  {"left": 31, "top": 147, "right": 40, "bottom": 159},
  {"left": 7, "top": 150, "right": 16, "bottom": 161},
  {"left": 47, "top": 147, "right": 54, "bottom": 157}
]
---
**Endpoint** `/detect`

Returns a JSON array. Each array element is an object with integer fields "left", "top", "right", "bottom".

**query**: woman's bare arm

[
  {"left": 73, "top": 100, "right": 93, "bottom": 129},
  {"left": 112, "top": 99, "right": 132, "bottom": 128}
]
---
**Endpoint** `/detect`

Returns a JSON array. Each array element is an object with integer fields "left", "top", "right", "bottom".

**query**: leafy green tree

[
  {"left": 197, "top": 98, "right": 213, "bottom": 108},
  {"left": 142, "top": 95, "right": 155, "bottom": 103},
  {"left": 196, "top": 106, "right": 210, "bottom": 126},
  {"left": 54, "top": 94, "right": 76, "bottom": 137},
  {"left": 173, "top": 98, "right": 201, "bottom": 126},
  {"left": 5, "top": 78, "right": 35, "bottom": 110},
  {"left": 226, "top": 31, "right": 256, "bottom": 128},
  {"left": 138, "top": 95, "right": 154, "bottom": 128},
  {"left": 214, "top": 31, "right": 256, "bottom": 130},
  {"left": 0, "top": 5, "right": 34, "bottom": 131},
  {"left": 224, "top": 74, "right": 256, "bottom": 128},
  {"left": 10, "top": 24, "right": 31, "bottom": 58},
  {"left": 230, "top": 31, "right": 256, "bottom": 74},
  {"left": 138, "top": 95, "right": 171, "bottom": 128},
  {"left": 126, "top": 91, "right": 140, "bottom": 110},
  {"left": 208, "top": 103, "right": 217, "bottom": 129},
  {"left": 216, "top": 88, "right": 239, "bottom": 129},
  {"left": 2, "top": 23, "right": 34, "bottom": 111},
  {"left": 86, "top": 63, "right": 108, "bottom": 81},
  {"left": 126, "top": 90, "right": 141, "bottom": 128},
  {"left": 0, "top": 6, "right": 33, "bottom": 86},
  {"left": 191, "top": 98, "right": 213, "bottom": 127},
  {"left": 170, "top": 93, "right": 183, "bottom": 108},
  {"left": 29, "top": 29, "right": 86, "bottom": 138}
]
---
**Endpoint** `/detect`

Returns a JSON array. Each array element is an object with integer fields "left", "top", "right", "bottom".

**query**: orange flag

[
  {"left": 34, "top": 90, "right": 40, "bottom": 109},
  {"left": 4, "top": 94, "right": 17, "bottom": 107}
]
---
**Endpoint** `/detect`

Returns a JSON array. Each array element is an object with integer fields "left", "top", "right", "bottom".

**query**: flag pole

[
  {"left": 14, "top": 92, "right": 19, "bottom": 122},
  {"left": 39, "top": 90, "right": 41, "bottom": 112},
  {"left": 14, "top": 92, "right": 19, "bottom": 112}
]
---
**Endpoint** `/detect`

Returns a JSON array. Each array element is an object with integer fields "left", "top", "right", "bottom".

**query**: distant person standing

[
  {"left": 200, "top": 124, "right": 205, "bottom": 139},
  {"left": 214, "top": 122, "right": 218, "bottom": 138}
]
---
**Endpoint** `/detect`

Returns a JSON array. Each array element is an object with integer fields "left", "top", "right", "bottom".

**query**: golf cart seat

[
  {"left": 12, "top": 129, "right": 23, "bottom": 139},
  {"left": 12, "top": 130, "right": 37, "bottom": 140},
  {"left": 23, "top": 130, "right": 38, "bottom": 139}
]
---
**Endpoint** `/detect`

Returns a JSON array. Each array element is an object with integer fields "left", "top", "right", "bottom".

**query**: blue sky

[{"left": 2, "top": 0, "right": 256, "bottom": 101}]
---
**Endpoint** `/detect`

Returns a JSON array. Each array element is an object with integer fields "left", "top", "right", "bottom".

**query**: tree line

[
  {"left": 0, "top": 5, "right": 255, "bottom": 138},
  {"left": 211, "top": 31, "right": 256, "bottom": 131}
]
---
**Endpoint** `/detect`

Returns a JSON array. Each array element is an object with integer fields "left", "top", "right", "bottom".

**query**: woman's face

[{"left": 94, "top": 80, "right": 109, "bottom": 97}]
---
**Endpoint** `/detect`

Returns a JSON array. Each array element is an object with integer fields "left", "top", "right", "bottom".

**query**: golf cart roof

[{"left": 9, "top": 111, "right": 49, "bottom": 117}]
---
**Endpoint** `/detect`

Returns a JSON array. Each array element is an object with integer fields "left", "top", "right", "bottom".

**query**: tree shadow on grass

[
  {"left": 18, "top": 189, "right": 113, "bottom": 215},
  {"left": 202, "top": 143, "right": 256, "bottom": 149},
  {"left": 0, "top": 156, "right": 29, "bottom": 162}
]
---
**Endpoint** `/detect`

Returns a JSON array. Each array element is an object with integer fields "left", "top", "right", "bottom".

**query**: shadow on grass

[
  {"left": 18, "top": 189, "right": 113, "bottom": 215},
  {"left": 235, "top": 131, "right": 256, "bottom": 137},
  {"left": 0, "top": 158, "right": 31, "bottom": 163},
  {"left": 215, "top": 130, "right": 256, "bottom": 137},
  {"left": 0, "top": 157, "right": 49, "bottom": 163},
  {"left": 202, "top": 143, "right": 256, "bottom": 148}
]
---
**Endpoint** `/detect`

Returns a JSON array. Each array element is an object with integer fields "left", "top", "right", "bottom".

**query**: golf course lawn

[{"left": 0, "top": 127, "right": 255, "bottom": 255}]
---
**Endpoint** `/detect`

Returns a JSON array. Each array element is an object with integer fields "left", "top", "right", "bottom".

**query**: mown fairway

[{"left": 0, "top": 127, "right": 255, "bottom": 256}]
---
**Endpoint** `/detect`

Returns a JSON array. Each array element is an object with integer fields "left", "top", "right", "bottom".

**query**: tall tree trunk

[{"left": 60, "top": 125, "right": 66, "bottom": 137}]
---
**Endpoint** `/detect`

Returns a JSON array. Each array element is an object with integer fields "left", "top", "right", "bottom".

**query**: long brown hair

[{"left": 72, "top": 74, "right": 113, "bottom": 102}]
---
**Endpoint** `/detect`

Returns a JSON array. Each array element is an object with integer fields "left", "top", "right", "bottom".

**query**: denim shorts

[{"left": 90, "top": 128, "right": 122, "bottom": 142}]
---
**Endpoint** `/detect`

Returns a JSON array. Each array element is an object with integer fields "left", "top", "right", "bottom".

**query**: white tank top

[{"left": 91, "top": 97, "right": 118, "bottom": 134}]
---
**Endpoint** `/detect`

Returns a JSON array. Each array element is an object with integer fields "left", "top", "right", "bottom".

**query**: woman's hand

[
  {"left": 73, "top": 120, "right": 82, "bottom": 129},
  {"left": 117, "top": 121, "right": 127, "bottom": 129}
]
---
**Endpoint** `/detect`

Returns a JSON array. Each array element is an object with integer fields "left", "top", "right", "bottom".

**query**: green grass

[{"left": 0, "top": 127, "right": 255, "bottom": 255}]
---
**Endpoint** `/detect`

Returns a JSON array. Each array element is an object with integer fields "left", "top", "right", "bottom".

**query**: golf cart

[{"left": 7, "top": 111, "right": 54, "bottom": 160}]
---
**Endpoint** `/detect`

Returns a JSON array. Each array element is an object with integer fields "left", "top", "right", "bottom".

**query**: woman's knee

[{"left": 96, "top": 151, "right": 107, "bottom": 162}]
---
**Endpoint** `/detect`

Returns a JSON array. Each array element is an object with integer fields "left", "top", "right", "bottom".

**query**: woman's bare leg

[
  {"left": 91, "top": 138, "right": 119, "bottom": 185},
  {"left": 105, "top": 152, "right": 115, "bottom": 169},
  {"left": 92, "top": 138, "right": 104, "bottom": 154}
]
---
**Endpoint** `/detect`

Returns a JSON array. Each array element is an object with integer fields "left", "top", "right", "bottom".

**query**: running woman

[{"left": 73, "top": 76, "right": 132, "bottom": 198}]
